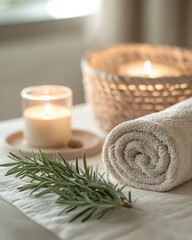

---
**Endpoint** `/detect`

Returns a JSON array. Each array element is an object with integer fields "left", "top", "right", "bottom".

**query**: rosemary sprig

[{"left": 0, "top": 151, "right": 132, "bottom": 222}]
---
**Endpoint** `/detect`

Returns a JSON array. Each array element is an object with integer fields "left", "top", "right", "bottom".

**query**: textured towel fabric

[{"left": 102, "top": 98, "right": 192, "bottom": 191}]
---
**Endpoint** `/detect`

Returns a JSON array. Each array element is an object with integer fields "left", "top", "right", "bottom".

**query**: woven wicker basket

[{"left": 81, "top": 43, "right": 192, "bottom": 132}]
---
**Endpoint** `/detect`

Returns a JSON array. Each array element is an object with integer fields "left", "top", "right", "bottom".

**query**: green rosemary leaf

[
  {"left": 5, "top": 165, "right": 23, "bottom": 176},
  {"left": 18, "top": 183, "right": 39, "bottom": 192},
  {"left": 69, "top": 206, "right": 93, "bottom": 222},
  {"left": 64, "top": 205, "right": 78, "bottom": 214},
  {"left": 95, "top": 208, "right": 112, "bottom": 220},
  {"left": 81, "top": 208, "right": 97, "bottom": 222},
  {"left": 128, "top": 191, "right": 132, "bottom": 204},
  {"left": 75, "top": 157, "right": 80, "bottom": 174},
  {"left": 34, "top": 188, "right": 53, "bottom": 197},
  {"left": 8, "top": 152, "right": 23, "bottom": 161},
  {"left": 83, "top": 152, "right": 89, "bottom": 177},
  {"left": 0, "top": 162, "right": 18, "bottom": 167},
  {"left": 15, "top": 170, "right": 29, "bottom": 178}
]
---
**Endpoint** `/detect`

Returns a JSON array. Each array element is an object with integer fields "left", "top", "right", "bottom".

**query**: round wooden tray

[{"left": 3, "top": 129, "right": 103, "bottom": 160}]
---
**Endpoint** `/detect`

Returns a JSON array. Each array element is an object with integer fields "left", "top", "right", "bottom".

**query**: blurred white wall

[
  {"left": 0, "top": 1, "right": 101, "bottom": 120},
  {"left": 1, "top": 0, "right": 192, "bottom": 120}
]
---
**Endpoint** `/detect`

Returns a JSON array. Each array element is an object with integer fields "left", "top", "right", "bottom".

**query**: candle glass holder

[
  {"left": 21, "top": 85, "right": 72, "bottom": 148},
  {"left": 81, "top": 43, "right": 192, "bottom": 132}
]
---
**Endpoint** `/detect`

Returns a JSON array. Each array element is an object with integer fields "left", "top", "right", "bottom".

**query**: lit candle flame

[
  {"left": 143, "top": 60, "right": 152, "bottom": 76},
  {"left": 44, "top": 103, "right": 52, "bottom": 116}
]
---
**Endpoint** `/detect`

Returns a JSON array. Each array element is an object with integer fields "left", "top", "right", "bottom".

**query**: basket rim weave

[{"left": 81, "top": 43, "right": 192, "bottom": 84}]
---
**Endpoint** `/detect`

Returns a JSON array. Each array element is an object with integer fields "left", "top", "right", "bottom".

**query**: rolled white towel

[{"left": 102, "top": 98, "right": 192, "bottom": 191}]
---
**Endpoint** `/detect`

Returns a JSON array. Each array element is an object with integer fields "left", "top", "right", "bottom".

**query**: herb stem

[{"left": 0, "top": 151, "right": 133, "bottom": 222}]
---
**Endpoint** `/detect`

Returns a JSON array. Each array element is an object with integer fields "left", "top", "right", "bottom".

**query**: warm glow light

[
  {"left": 47, "top": 0, "right": 101, "bottom": 19},
  {"left": 39, "top": 95, "right": 51, "bottom": 100},
  {"left": 44, "top": 103, "right": 52, "bottom": 116},
  {"left": 143, "top": 60, "right": 152, "bottom": 76},
  {"left": 44, "top": 89, "right": 50, "bottom": 95}
]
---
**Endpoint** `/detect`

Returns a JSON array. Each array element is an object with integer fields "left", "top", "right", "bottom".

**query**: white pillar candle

[
  {"left": 21, "top": 85, "right": 72, "bottom": 148},
  {"left": 118, "top": 60, "right": 182, "bottom": 78},
  {"left": 24, "top": 103, "right": 71, "bottom": 148}
]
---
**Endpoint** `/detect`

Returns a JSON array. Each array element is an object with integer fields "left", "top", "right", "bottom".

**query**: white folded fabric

[{"left": 102, "top": 98, "right": 192, "bottom": 191}]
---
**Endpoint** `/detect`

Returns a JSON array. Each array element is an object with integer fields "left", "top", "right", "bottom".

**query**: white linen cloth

[
  {"left": 1, "top": 104, "right": 192, "bottom": 240},
  {"left": 103, "top": 98, "right": 192, "bottom": 191}
]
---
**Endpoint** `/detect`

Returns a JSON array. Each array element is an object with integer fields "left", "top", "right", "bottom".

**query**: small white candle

[
  {"left": 24, "top": 104, "right": 71, "bottom": 148},
  {"left": 118, "top": 60, "right": 181, "bottom": 78},
  {"left": 21, "top": 85, "right": 72, "bottom": 148}
]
